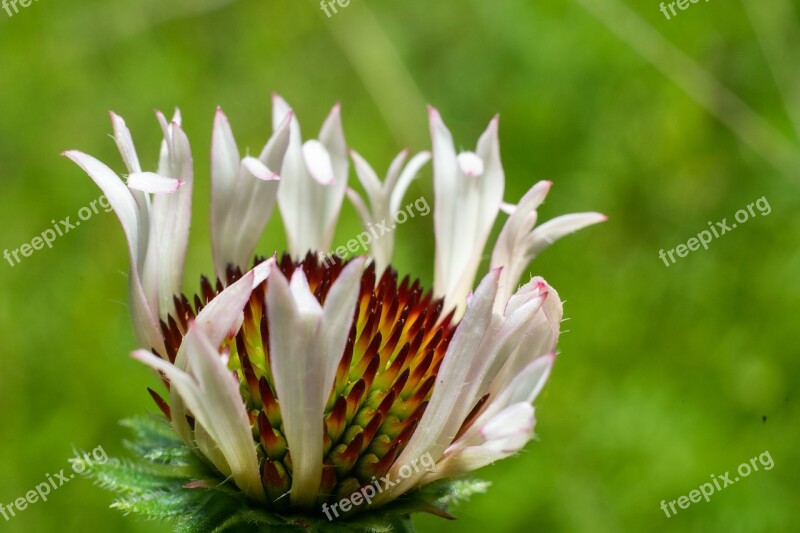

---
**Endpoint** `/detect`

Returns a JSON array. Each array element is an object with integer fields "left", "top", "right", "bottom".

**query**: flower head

[{"left": 65, "top": 98, "right": 603, "bottom": 526}]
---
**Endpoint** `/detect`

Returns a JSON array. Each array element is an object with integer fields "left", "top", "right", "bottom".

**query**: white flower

[{"left": 66, "top": 98, "right": 603, "bottom": 513}]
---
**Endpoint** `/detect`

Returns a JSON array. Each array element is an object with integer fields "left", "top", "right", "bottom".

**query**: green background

[{"left": 0, "top": 0, "right": 798, "bottom": 531}]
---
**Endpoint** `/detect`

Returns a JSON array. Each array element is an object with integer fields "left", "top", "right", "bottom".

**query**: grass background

[{"left": 0, "top": 0, "right": 798, "bottom": 531}]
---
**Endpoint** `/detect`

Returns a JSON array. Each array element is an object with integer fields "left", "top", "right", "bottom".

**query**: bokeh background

[{"left": 1, "top": 0, "right": 798, "bottom": 531}]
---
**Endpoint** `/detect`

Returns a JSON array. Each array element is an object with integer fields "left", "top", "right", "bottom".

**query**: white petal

[
  {"left": 110, "top": 112, "right": 142, "bottom": 174},
  {"left": 432, "top": 109, "right": 504, "bottom": 318},
  {"left": 378, "top": 269, "right": 500, "bottom": 504},
  {"left": 215, "top": 117, "right": 291, "bottom": 275},
  {"left": 480, "top": 403, "right": 535, "bottom": 447},
  {"left": 457, "top": 152, "right": 484, "bottom": 177},
  {"left": 169, "top": 262, "right": 272, "bottom": 442},
  {"left": 132, "top": 330, "right": 265, "bottom": 502},
  {"left": 494, "top": 354, "right": 554, "bottom": 411},
  {"left": 266, "top": 259, "right": 364, "bottom": 506},
  {"left": 421, "top": 404, "right": 535, "bottom": 483},
  {"left": 289, "top": 267, "right": 324, "bottom": 315},
  {"left": 150, "top": 118, "right": 193, "bottom": 319},
  {"left": 172, "top": 262, "right": 272, "bottom": 371},
  {"left": 528, "top": 212, "right": 608, "bottom": 256},
  {"left": 211, "top": 108, "right": 242, "bottom": 276},
  {"left": 277, "top": 103, "right": 348, "bottom": 256},
  {"left": 320, "top": 257, "right": 366, "bottom": 363},
  {"left": 350, "top": 150, "right": 383, "bottom": 204},
  {"left": 266, "top": 266, "right": 323, "bottom": 507},
  {"left": 63, "top": 151, "right": 140, "bottom": 262},
  {"left": 127, "top": 172, "right": 184, "bottom": 193},
  {"left": 488, "top": 281, "right": 561, "bottom": 399},
  {"left": 490, "top": 180, "right": 553, "bottom": 309},
  {"left": 63, "top": 150, "right": 164, "bottom": 354},
  {"left": 110, "top": 113, "right": 151, "bottom": 268},
  {"left": 469, "top": 284, "right": 549, "bottom": 399},
  {"left": 302, "top": 140, "right": 336, "bottom": 185},
  {"left": 388, "top": 151, "right": 431, "bottom": 216},
  {"left": 242, "top": 156, "right": 279, "bottom": 181},
  {"left": 429, "top": 106, "right": 459, "bottom": 302},
  {"left": 383, "top": 149, "right": 410, "bottom": 191},
  {"left": 499, "top": 202, "right": 516, "bottom": 215},
  {"left": 271, "top": 93, "right": 295, "bottom": 134},
  {"left": 319, "top": 102, "right": 348, "bottom": 185},
  {"left": 346, "top": 188, "right": 373, "bottom": 228}
]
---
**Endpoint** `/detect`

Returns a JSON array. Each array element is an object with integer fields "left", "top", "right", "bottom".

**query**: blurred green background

[{"left": 1, "top": 0, "right": 798, "bottom": 531}]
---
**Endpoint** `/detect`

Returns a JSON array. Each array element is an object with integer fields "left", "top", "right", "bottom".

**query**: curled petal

[
  {"left": 302, "top": 140, "right": 336, "bottom": 185},
  {"left": 456, "top": 151, "right": 484, "bottom": 177},
  {"left": 127, "top": 172, "right": 184, "bottom": 194},
  {"left": 242, "top": 157, "right": 279, "bottom": 181}
]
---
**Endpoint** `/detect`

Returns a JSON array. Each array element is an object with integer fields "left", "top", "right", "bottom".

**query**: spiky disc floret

[{"left": 150, "top": 252, "right": 458, "bottom": 511}]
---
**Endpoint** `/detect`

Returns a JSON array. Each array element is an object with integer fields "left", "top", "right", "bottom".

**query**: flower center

[{"left": 152, "top": 252, "right": 458, "bottom": 508}]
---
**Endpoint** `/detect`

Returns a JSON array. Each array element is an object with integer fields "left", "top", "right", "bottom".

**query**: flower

[{"left": 64, "top": 96, "right": 604, "bottom": 527}]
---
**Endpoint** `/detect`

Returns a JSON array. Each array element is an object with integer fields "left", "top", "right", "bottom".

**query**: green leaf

[
  {"left": 112, "top": 489, "right": 208, "bottom": 519},
  {"left": 81, "top": 457, "right": 188, "bottom": 494},
  {"left": 121, "top": 415, "right": 184, "bottom": 449}
]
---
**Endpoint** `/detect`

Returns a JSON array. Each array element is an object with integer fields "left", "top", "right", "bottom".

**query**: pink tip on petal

[
  {"left": 427, "top": 105, "right": 442, "bottom": 120},
  {"left": 276, "top": 109, "right": 294, "bottom": 131}
]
